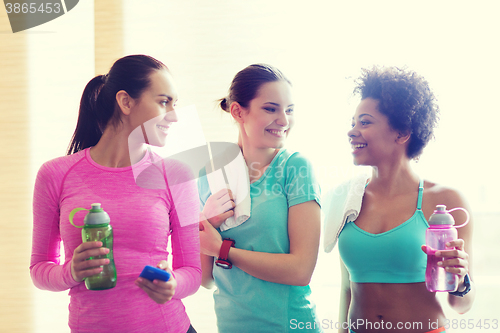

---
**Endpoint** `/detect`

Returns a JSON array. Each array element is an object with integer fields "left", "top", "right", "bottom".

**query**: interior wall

[
  {"left": 0, "top": 8, "right": 33, "bottom": 333},
  {"left": 95, "top": 0, "right": 123, "bottom": 75}
]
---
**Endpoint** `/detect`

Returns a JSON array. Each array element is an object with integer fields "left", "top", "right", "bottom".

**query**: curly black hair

[{"left": 354, "top": 66, "right": 439, "bottom": 159}]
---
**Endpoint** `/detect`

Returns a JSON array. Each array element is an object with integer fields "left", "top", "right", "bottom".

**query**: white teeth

[
  {"left": 267, "top": 129, "right": 286, "bottom": 136},
  {"left": 157, "top": 125, "right": 169, "bottom": 132},
  {"left": 352, "top": 144, "right": 367, "bottom": 149}
]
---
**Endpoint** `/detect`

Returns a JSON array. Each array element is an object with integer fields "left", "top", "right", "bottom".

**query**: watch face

[{"left": 215, "top": 259, "right": 232, "bottom": 269}]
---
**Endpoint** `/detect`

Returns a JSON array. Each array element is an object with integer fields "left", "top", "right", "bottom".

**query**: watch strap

[
  {"left": 449, "top": 273, "right": 471, "bottom": 297},
  {"left": 215, "top": 238, "right": 235, "bottom": 269}
]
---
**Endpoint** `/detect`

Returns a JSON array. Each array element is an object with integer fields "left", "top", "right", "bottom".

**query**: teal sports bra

[{"left": 338, "top": 179, "right": 428, "bottom": 283}]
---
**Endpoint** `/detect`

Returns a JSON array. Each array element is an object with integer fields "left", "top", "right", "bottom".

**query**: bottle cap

[
  {"left": 428, "top": 205, "right": 455, "bottom": 226},
  {"left": 84, "top": 203, "right": 110, "bottom": 225}
]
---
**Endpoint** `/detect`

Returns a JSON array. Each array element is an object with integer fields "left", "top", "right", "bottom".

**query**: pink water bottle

[{"left": 425, "top": 205, "right": 469, "bottom": 292}]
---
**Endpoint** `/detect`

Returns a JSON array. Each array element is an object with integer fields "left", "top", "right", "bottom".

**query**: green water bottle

[{"left": 69, "top": 203, "right": 117, "bottom": 290}]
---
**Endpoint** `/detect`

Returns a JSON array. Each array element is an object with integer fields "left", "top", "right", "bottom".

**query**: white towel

[
  {"left": 206, "top": 147, "right": 251, "bottom": 231},
  {"left": 323, "top": 172, "right": 369, "bottom": 252}
]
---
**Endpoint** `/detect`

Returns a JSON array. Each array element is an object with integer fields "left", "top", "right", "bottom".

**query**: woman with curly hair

[{"left": 324, "top": 66, "right": 475, "bottom": 333}]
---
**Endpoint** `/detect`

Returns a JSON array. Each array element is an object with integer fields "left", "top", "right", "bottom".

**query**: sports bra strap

[
  {"left": 365, "top": 178, "right": 424, "bottom": 210},
  {"left": 417, "top": 179, "right": 424, "bottom": 210}
]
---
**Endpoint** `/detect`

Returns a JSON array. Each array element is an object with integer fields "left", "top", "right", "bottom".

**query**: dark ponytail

[
  {"left": 67, "top": 55, "right": 168, "bottom": 155},
  {"left": 220, "top": 64, "right": 291, "bottom": 113}
]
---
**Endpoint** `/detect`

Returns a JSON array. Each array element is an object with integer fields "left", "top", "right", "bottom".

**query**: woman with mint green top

[
  {"left": 331, "top": 66, "right": 475, "bottom": 333},
  {"left": 198, "top": 64, "right": 322, "bottom": 333}
]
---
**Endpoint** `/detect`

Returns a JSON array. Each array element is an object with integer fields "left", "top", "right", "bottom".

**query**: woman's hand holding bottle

[{"left": 70, "top": 241, "right": 110, "bottom": 282}]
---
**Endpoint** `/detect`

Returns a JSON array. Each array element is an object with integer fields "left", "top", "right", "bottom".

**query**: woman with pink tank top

[{"left": 30, "top": 55, "right": 201, "bottom": 333}]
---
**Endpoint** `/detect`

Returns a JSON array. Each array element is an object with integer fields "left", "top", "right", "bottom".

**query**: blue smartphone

[{"left": 139, "top": 265, "right": 171, "bottom": 282}]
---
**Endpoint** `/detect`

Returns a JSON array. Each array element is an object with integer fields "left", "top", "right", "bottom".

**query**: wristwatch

[
  {"left": 449, "top": 273, "right": 471, "bottom": 297},
  {"left": 215, "top": 238, "right": 235, "bottom": 269}
]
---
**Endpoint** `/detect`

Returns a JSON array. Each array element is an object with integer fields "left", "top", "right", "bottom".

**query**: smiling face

[
  {"left": 347, "top": 97, "right": 406, "bottom": 166},
  {"left": 129, "top": 69, "right": 178, "bottom": 147},
  {"left": 237, "top": 80, "right": 294, "bottom": 149}
]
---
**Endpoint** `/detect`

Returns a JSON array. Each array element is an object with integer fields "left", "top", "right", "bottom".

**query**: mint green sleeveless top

[{"left": 338, "top": 179, "right": 428, "bottom": 283}]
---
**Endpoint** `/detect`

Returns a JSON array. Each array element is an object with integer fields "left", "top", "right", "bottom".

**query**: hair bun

[{"left": 220, "top": 97, "right": 229, "bottom": 112}]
